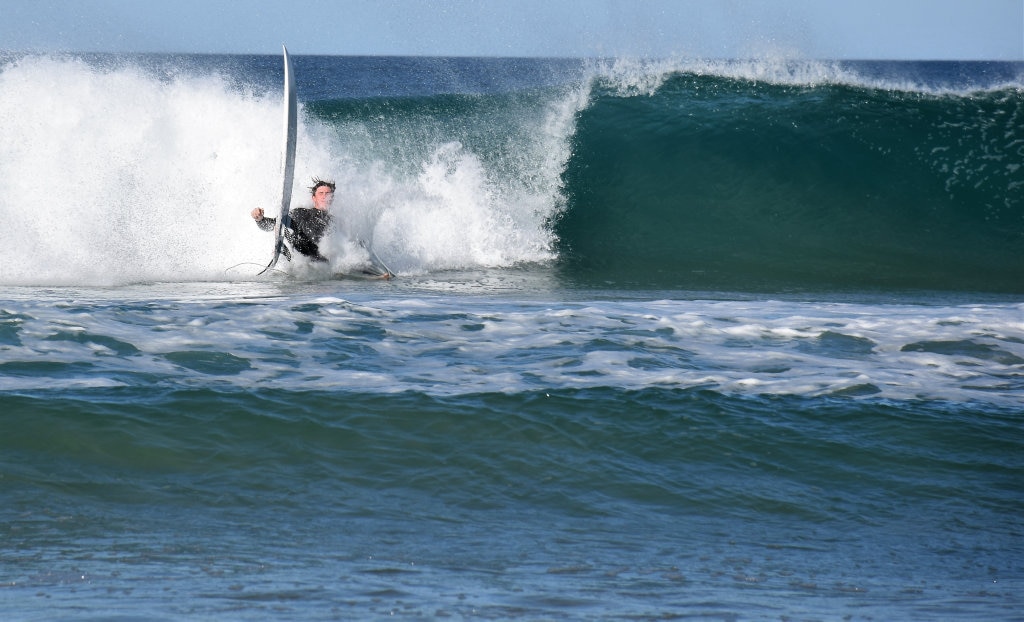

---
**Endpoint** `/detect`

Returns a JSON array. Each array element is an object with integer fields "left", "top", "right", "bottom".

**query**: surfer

[{"left": 251, "top": 178, "right": 334, "bottom": 262}]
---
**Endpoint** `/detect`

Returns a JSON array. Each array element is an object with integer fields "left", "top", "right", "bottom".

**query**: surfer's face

[{"left": 312, "top": 186, "right": 334, "bottom": 210}]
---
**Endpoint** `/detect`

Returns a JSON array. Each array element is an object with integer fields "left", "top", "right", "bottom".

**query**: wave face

[{"left": 557, "top": 62, "right": 1024, "bottom": 292}]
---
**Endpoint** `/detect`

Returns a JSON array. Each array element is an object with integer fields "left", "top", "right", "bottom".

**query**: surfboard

[
  {"left": 332, "top": 240, "right": 395, "bottom": 280},
  {"left": 359, "top": 239, "right": 395, "bottom": 278},
  {"left": 258, "top": 45, "right": 298, "bottom": 275}
]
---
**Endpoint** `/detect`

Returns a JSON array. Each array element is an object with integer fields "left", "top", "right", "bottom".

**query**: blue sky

[{"left": 3, "top": 0, "right": 1022, "bottom": 59}]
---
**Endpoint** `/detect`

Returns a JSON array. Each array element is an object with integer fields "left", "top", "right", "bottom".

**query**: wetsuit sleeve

[{"left": 255, "top": 216, "right": 276, "bottom": 232}]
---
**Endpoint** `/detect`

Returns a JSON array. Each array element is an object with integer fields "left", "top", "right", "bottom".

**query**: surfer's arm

[{"left": 251, "top": 207, "right": 276, "bottom": 232}]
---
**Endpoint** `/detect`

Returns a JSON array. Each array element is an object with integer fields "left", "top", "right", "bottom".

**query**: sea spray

[
  {"left": 308, "top": 85, "right": 589, "bottom": 274},
  {"left": 0, "top": 56, "right": 292, "bottom": 283},
  {"left": 0, "top": 54, "right": 587, "bottom": 284}
]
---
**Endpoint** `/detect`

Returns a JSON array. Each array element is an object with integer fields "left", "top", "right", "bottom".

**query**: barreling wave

[
  {"left": 556, "top": 63, "right": 1024, "bottom": 292},
  {"left": 0, "top": 54, "right": 1020, "bottom": 291}
]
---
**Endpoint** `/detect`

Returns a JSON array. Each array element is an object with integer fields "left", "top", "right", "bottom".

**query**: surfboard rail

[{"left": 259, "top": 45, "right": 298, "bottom": 275}]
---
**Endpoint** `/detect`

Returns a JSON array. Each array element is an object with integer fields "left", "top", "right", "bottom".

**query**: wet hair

[{"left": 309, "top": 177, "right": 336, "bottom": 195}]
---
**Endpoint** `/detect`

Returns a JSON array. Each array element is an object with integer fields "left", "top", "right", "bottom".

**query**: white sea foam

[
  {"left": 587, "top": 55, "right": 1024, "bottom": 96},
  {"left": 0, "top": 55, "right": 581, "bottom": 285},
  {"left": 2, "top": 287, "right": 1021, "bottom": 406}
]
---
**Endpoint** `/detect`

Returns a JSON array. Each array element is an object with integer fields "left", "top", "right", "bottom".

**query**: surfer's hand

[{"left": 251, "top": 208, "right": 264, "bottom": 221}]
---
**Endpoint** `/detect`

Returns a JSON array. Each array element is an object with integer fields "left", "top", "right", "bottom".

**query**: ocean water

[{"left": 1, "top": 53, "right": 1022, "bottom": 620}]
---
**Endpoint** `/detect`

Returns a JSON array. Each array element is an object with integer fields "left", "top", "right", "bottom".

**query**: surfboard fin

[
  {"left": 358, "top": 239, "right": 395, "bottom": 279},
  {"left": 257, "top": 240, "right": 292, "bottom": 275}
]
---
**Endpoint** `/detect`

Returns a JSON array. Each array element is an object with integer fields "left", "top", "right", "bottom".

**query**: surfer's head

[
  {"left": 309, "top": 178, "right": 336, "bottom": 195},
  {"left": 309, "top": 178, "right": 335, "bottom": 211}
]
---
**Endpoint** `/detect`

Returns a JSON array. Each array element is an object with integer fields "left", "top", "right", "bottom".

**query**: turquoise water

[
  {"left": 558, "top": 70, "right": 1024, "bottom": 292},
  {"left": 1, "top": 54, "right": 1023, "bottom": 619}
]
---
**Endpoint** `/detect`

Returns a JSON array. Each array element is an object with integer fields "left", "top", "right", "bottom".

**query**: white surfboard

[
  {"left": 332, "top": 239, "right": 395, "bottom": 279},
  {"left": 259, "top": 45, "right": 298, "bottom": 275}
]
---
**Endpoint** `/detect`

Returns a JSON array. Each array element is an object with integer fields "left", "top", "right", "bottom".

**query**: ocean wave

[
  {"left": 1, "top": 54, "right": 1020, "bottom": 290},
  {"left": 557, "top": 68, "right": 1024, "bottom": 292}
]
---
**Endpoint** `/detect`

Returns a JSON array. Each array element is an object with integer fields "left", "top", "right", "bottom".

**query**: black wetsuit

[{"left": 255, "top": 208, "right": 332, "bottom": 262}]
